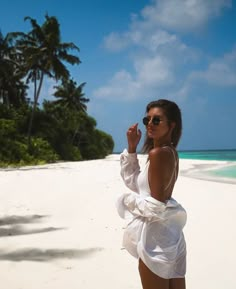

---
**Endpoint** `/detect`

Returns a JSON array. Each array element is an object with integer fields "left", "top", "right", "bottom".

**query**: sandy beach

[{"left": 0, "top": 155, "right": 235, "bottom": 289}]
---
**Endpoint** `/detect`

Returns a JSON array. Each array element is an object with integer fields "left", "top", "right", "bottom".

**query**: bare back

[{"left": 148, "top": 145, "right": 179, "bottom": 203}]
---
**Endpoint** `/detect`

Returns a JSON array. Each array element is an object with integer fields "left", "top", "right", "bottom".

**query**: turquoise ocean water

[
  {"left": 178, "top": 149, "right": 236, "bottom": 182},
  {"left": 178, "top": 149, "right": 236, "bottom": 161}
]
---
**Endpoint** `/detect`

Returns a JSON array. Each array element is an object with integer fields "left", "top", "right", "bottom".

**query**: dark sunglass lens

[
  {"left": 152, "top": 117, "right": 160, "bottom": 125},
  {"left": 142, "top": 117, "right": 149, "bottom": 125}
]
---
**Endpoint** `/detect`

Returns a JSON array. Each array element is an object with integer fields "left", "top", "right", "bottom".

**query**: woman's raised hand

[{"left": 127, "top": 123, "right": 142, "bottom": 153}]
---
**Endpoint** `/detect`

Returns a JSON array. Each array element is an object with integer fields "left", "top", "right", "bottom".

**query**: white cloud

[
  {"left": 103, "top": 32, "right": 131, "bottom": 52},
  {"left": 103, "top": 27, "right": 180, "bottom": 53},
  {"left": 135, "top": 55, "right": 173, "bottom": 86},
  {"left": 103, "top": 0, "right": 232, "bottom": 52},
  {"left": 97, "top": 0, "right": 233, "bottom": 102},
  {"left": 146, "top": 30, "right": 177, "bottom": 51},
  {"left": 190, "top": 47, "right": 236, "bottom": 86},
  {"left": 93, "top": 55, "right": 174, "bottom": 101},
  {"left": 142, "top": 0, "right": 232, "bottom": 32},
  {"left": 95, "top": 32, "right": 198, "bottom": 101},
  {"left": 93, "top": 70, "right": 140, "bottom": 101}
]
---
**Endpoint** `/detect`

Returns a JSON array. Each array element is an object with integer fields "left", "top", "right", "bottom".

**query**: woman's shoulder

[
  {"left": 149, "top": 146, "right": 173, "bottom": 158},
  {"left": 148, "top": 146, "right": 177, "bottom": 165}
]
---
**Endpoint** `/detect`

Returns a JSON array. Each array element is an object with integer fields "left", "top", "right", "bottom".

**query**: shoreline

[
  {"left": 1, "top": 154, "right": 236, "bottom": 184},
  {"left": 179, "top": 160, "right": 236, "bottom": 185}
]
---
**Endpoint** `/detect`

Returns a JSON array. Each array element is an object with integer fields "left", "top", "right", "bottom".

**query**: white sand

[{"left": 0, "top": 155, "right": 235, "bottom": 289}]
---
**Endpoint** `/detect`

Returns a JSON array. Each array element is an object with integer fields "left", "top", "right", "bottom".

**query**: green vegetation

[{"left": 0, "top": 15, "right": 114, "bottom": 167}]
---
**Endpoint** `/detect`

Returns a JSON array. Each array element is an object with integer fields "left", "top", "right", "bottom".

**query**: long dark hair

[{"left": 142, "top": 99, "right": 182, "bottom": 153}]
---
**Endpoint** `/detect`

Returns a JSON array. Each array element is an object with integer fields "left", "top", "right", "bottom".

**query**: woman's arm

[
  {"left": 120, "top": 123, "right": 142, "bottom": 192},
  {"left": 120, "top": 149, "right": 140, "bottom": 192}
]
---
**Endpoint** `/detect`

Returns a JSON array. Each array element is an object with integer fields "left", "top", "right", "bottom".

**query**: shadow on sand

[
  {"left": 0, "top": 214, "right": 47, "bottom": 226},
  {"left": 0, "top": 214, "right": 102, "bottom": 262},
  {"left": 0, "top": 247, "right": 103, "bottom": 262},
  {"left": 0, "top": 214, "right": 65, "bottom": 237}
]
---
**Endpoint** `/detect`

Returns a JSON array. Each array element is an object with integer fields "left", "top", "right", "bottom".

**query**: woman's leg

[
  {"left": 138, "top": 259, "right": 169, "bottom": 289},
  {"left": 169, "top": 278, "right": 186, "bottom": 289}
]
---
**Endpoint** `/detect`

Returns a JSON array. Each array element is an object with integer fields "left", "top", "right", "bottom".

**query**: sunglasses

[{"left": 142, "top": 116, "right": 162, "bottom": 126}]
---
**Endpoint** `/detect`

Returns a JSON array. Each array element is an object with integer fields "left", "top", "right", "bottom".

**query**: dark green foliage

[
  {"left": 0, "top": 30, "right": 28, "bottom": 108},
  {"left": 75, "top": 115, "right": 114, "bottom": 160},
  {"left": 28, "top": 137, "right": 59, "bottom": 162},
  {"left": 0, "top": 109, "right": 58, "bottom": 166},
  {"left": 0, "top": 92, "right": 114, "bottom": 166},
  {"left": 0, "top": 16, "right": 114, "bottom": 167}
]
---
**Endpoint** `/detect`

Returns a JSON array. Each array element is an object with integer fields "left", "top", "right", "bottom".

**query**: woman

[{"left": 116, "top": 99, "right": 187, "bottom": 289}]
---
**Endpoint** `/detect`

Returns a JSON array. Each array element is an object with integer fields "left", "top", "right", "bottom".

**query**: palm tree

[
  {"left": 10, "top": 14, "right": 81, "bottom": 146},
  {"left": 53, "top": 79, "right": 89, "bottom": 112},
  {"left": 0, "top": 30, "right": 26, "bottom": 107},
  {"left": 53, "top": 78, "right": 89, "bottom": 144}
]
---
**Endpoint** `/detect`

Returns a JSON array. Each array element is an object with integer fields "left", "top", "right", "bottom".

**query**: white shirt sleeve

[
  {"left": 117, "top": 192, "right": 166, "bottom": 221},
  {"left": 120, "top": 149, "right": 140, "bottom": 193}
]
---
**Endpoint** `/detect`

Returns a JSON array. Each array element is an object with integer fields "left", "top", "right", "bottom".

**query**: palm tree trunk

[
  {"left": 72, "top": 125, "right": 80, "bottom": 144},
  {"left": 27, "top": 72, "right": 44, "bottom": 149}
]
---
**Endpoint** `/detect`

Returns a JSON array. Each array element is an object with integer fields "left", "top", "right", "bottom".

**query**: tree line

[{"left": 0, "top": 14, "right": 114, "bottom": 167}]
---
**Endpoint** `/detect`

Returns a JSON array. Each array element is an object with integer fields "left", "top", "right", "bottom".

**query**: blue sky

[{"left": 1, "top": 0, "right": 236, "bottom": 152}]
